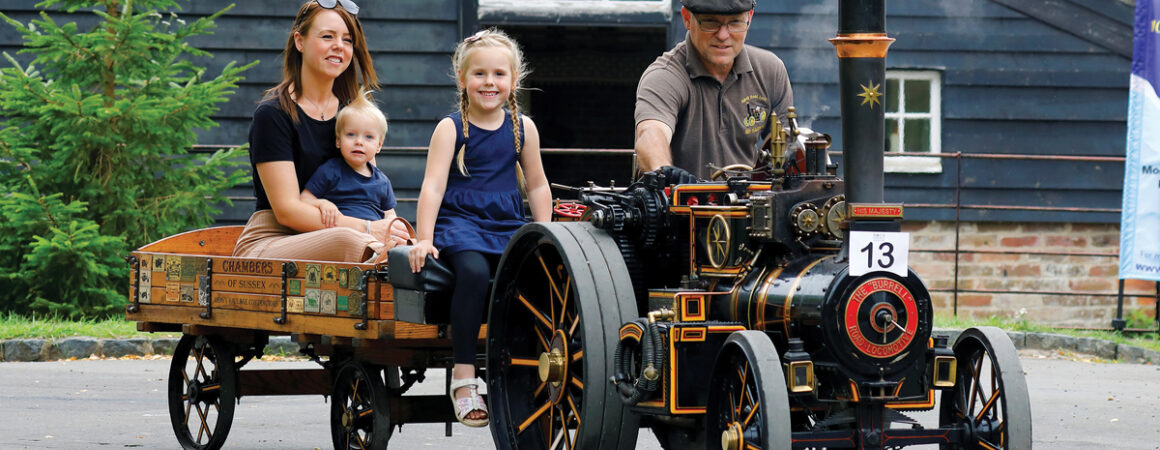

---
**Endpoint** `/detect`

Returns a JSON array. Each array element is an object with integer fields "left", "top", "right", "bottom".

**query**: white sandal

[{"left": 450, "top": 377, "right": 489, "bottom": 428}]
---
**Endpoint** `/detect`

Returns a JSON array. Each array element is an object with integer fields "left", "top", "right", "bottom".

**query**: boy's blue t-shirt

[{"left": 303, "top": 158, "right": 397, "bottom": 221}]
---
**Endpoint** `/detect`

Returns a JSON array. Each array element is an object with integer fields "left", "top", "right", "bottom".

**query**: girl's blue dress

[{"left": 433, "top": 111, "right": 527, "bottom": 256}]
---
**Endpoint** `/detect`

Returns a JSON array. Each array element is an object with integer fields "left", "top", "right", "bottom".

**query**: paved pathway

[{"left": 1, "top": 350, "right": 1158, "bottom": 449}]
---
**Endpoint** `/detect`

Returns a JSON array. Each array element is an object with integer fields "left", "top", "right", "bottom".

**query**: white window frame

[{"left": 884, "top": 70, "right": 942, "bottom": 174}]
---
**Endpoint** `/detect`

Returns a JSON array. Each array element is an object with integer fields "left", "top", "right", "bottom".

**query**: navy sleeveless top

[{"left": 432, "top": 111, "right": 526, "bottom": 255}]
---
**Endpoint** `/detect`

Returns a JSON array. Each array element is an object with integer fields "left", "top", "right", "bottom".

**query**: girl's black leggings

[{"left": 446, "top": 250, "right": 499, "bottom": 365}]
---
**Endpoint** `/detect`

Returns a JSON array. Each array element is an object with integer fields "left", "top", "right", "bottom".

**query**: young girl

[
  {"left": 408, "top": 29, "right": 552, "bottom": 427},
  {"left": 233, "top": 0, "right": 407, "bottom": 262}
]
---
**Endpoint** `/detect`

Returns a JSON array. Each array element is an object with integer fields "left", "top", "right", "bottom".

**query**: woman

[{"left": 234, "top": 0, "right": 406, "bottom": 261}]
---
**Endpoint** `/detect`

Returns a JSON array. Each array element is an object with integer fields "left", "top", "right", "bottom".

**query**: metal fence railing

[
  {"left": 897, "top": 152, "right": 1158, "bottom": 334},
  {"left": 195, "top": 145, "right": 1159, "bottom": 333}
]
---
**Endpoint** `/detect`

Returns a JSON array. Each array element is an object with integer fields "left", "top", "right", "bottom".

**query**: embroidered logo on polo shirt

[{"left": 741, "top": 94, "right": 770, "bottom": 135}]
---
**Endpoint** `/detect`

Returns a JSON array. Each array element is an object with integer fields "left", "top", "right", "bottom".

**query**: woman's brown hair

[{"left": 263, "top": 1, "right": 379, "bottom": 122}]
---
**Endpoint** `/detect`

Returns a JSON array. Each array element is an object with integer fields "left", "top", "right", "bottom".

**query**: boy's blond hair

[{"left": 335, "top": 88, "right": 388, "bottom": 139}]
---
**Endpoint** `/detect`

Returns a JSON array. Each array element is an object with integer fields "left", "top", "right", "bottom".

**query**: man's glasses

[
  {"left": 316, "top": 0, "right": 359, "bottom": 15},
  {"left": 693, "top": 15, "right": 750, "bottom": 33}
]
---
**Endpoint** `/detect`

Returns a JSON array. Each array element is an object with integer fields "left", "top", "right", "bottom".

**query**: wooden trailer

[{"left": 125, "top": 225, "right": 472, "bottom": 449}]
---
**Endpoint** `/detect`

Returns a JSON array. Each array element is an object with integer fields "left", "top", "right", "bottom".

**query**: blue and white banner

[{"left": 1120, "top": 0, "right": 1160, "bottom": 281}]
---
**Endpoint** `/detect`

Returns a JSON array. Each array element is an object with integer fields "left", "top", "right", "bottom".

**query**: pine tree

[{"left": 0, "top": 0, "right": 254, "bottom": 318}]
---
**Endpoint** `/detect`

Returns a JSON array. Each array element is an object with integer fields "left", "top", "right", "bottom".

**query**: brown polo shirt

[{"left": 635, "top": 34, "right": 793, "bottom": 179}]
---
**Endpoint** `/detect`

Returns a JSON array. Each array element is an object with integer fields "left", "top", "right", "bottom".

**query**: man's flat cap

[{"left": 680, "top": 0, "right": 756, "bottom": 14}]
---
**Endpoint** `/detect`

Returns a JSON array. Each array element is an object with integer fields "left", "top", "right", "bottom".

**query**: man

[{"left": 635, "top": 0, "right": 793, "bottom": 183}]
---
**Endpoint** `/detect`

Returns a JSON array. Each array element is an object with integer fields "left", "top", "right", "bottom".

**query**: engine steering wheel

[{"left": 710, "top": 164, "right": 754, "bottom": 181}]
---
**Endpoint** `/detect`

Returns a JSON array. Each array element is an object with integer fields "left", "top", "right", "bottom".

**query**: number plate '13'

[{"left": 848, "top": 231, "right": 910, "bottom": 277}]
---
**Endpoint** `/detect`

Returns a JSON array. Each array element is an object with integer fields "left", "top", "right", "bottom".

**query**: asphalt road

[{"left": 1, "top": 351, "right": 1158, "bottom": 449}]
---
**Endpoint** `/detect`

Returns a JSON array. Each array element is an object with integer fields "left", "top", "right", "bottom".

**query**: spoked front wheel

[
  {"left": 487, "top": 222, "right": 640, "bottom": 450},
  {"left": 168, "top": 334, "right": 237, "bottom": 450},
  {"left": 331, "top": 361, "right": 393, "bottom": 450},
  {"left": 706, "top": 330, "right": 792, "bottom": 450},
  {"left": 939, "top": 326, "right": 1032, "bottom": 449}
]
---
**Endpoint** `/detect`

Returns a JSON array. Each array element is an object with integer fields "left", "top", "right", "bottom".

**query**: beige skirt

[{"left": 232, "top": 210, "right": 383, "bottom": 262}]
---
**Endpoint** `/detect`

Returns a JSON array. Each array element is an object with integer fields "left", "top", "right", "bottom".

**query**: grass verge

[
  {"left": 1, "top": 312, "right": 1155, "bottom": 354},
  {"left": 0, "top": 312, "right": 175, "bottom": 340},
  {"left": 934, "top": 313, "right": 1160, "bottom": 354}
]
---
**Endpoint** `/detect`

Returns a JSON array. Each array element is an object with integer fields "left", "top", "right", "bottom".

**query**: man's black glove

[{"left": 657, "top": 165, "right": 698, "bottom": 185}]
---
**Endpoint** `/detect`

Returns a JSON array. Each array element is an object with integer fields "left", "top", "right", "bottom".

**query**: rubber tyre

[
  {"left": 330, "top": 361, "right": 393, "bottom": 450},
  {"left": 487, "top": 222, "right": 640, "bottom": 450},
  {"left": 168, "top": 334, "right": 237, "bottom": 450},
  {"left": 938, "top": 326, "right": 1032, "bottom": 449},
  {"left": 706, "top": 330, "right": 792, "bottom": 450}
]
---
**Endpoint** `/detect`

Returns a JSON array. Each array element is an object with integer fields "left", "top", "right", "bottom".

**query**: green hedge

[{"left": 0, "top": 1, "right": 253, "bottom": 318}]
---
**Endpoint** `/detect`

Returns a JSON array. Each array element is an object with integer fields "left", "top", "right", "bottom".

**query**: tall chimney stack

[{"left": 829, "top": 0, "right": 893, "bottom": 204}]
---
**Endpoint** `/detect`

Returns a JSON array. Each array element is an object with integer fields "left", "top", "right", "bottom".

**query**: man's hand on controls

[{"left": 657, "top": 165, "right": 699, "bottom": 185}]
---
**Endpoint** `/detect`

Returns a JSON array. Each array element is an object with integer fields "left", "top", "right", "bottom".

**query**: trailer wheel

[
  {"left": 706, "top": 331, "right": 792, "bottom": 450},
  {"left": 331, "top": 361, "right": 392, "bottom": 450},
  {"left": 939, "top": 326, "right": 1032, "bottom": 449},
  {"left": 168, "top": 334, "right": 237, "bottom": 450},
  {"left": 487, "top": 222, "right": 640, "bottom": 450}
]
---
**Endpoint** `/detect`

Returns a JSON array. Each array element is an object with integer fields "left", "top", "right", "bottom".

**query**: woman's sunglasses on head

[{"left": 316, "top": 0, "right": 359, "bottom": 15}]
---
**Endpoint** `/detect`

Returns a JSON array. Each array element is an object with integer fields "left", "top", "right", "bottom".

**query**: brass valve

[
  {"left": 642, "top": 364, "right": 659, "bottom": 381},
  {"left": 647, "top": 308, "right": 676, "bottom": 324}
]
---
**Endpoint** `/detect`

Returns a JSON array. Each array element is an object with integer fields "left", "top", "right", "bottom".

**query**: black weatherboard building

[{"left": 0, "top": 0, "right": 1133, "bottom": 224}]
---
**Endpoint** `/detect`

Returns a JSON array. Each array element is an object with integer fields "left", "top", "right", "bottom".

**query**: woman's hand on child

[
  {"left": 408, "top": 240, "right": 439, "bottom": 273},
  {"left": 388, "top": 219, "right": 412, "bottom": 242},
  {"left": 317, "top": 200, "right": 341, "bottom": 227},
  {"left": 367, "top": 218, "right": 412, "bottom": 246}
]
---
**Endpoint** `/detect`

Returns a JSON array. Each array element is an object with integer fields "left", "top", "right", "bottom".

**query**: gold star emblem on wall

[{"left": 858, "top": 81, "right": 882, "bottom": 109}]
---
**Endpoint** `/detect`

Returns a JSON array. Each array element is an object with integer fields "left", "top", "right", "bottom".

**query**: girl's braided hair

[{"left": 451, "top": 28, "right": 529, "bottom": 179}]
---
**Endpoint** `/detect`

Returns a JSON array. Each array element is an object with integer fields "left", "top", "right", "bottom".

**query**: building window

[{"left": 885, "top": 70, "right": 941, "bottom": 173}]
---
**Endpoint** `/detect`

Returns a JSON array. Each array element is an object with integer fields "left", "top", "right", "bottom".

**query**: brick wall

[{"left": 903, "top": 221, "right": 1158, "bottom": 327}]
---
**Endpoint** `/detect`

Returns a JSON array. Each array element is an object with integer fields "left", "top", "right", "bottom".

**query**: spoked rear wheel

[
  {"left": 331, "top": 361, "right": 392, "bottom": 450},
  {"left": 939, "top": 326, "right": 1032, "bottom": 449},
  {"left": 168, "top": 334, "right": 237, "bottom": 450},
  {"left": 706, "top": 331, "right": 791, "bottom": 450},
  {"left": 487, "top": 222, "right": 640, "bottom": 450}
]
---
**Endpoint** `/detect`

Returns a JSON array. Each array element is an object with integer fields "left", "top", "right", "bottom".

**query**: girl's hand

[
  {"left": 408, "top": 240, "right": 439, "bottom": 273},
  {"left": 317, "top": 200, "right": 341, "bottom": 227}
]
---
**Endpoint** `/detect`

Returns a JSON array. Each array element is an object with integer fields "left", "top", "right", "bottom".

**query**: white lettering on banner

[
  {"left": 1120, "top": 72, "right": 1160, "bottom": 281},
  {"left": 1120, "top": 2, "right": 1160, "bottom": 281}
]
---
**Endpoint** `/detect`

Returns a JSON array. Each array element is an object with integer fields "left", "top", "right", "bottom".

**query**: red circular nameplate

[{"left": 843, "top": 277, "right": 918, "bottom": 358}]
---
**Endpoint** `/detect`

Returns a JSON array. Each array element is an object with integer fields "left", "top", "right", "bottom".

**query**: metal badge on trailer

[{"left": 305, "top": 264, "right": 322, "bottom": 288}]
